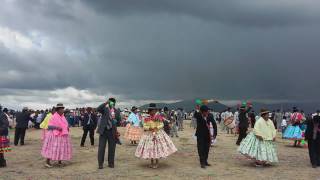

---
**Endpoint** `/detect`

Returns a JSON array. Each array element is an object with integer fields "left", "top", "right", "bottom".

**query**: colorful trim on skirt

[
  {"left": 0, "top": 136, "right": 11, "bottom": 153},
  {"left": 238, "top": 132, "right": 278, "bottom": 163},
  {"left": 135, "top": 129, "right": 177, "bottom": 159},
  {"left": 124, "top": 124, "right": 143, "bottom": 141},
  {"left": 283, "top": 125, "right": 303, "bottom": 140},
  {"left": 41, "top": 131, "right": 72, "bottom": 161}
]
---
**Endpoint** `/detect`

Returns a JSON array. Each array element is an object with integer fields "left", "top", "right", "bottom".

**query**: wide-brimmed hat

[
  {"left": 147, "top": 103, "right": 157, "bottom": 110},
  {"left": 55, "top": 103, "right": 65, "bottom": 109},
  {"left": 200, "top": 105, "right": 209, "bottom": 112},
  {"left": 260, "top": 108, "right": 270, "bottom": 116},
  {"left": 131, "top": 106, "right": 138, "bottom": 111}
]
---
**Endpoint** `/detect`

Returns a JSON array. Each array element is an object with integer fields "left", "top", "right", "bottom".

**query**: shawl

[
  {"left": 127, "top": 113, "right": 140, "bottom": 127},
  {"left": 40, "top": 113, "right": 52, "bottom": 129},
  {"left": 48, "top": 112, "right": 69, "bottom": 136},
  {"left": 253, "top": 117, "right": 277, "bottom": 141},
  {"left": 290, "top": 112, "right": 303, "bottom": 123},
  {"left": 143, "top": 114, "right": 164, "bottom": 130}
]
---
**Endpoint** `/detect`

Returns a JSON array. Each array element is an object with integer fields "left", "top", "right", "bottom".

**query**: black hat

[
  {"left": 260, "top": 108, "right": 270, "bottom": 116},
  {"left": 55, "top": 103, "right": 65, "bottom": 109},
  {"left": 3, "top": 108, "right": 8, "bottom": 113},
  {"left": 148, "top": 103, "right": 157, "bottom": 110},
  {"left": 109, "top": 98, "right": 116, "bottom": 103},
  {"left": 131, "top": 106, "right": 138, "bottom": 112},
  {"left": 200, "top": 105, "right": 209, "bottom": 112},
  {"left": 163, "top": 107, "right": 169, "bottom": 111}
]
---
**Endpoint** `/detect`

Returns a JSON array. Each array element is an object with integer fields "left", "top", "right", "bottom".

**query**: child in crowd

[{"left": 281, "top": 116, "right": 287, "bottom": 138}]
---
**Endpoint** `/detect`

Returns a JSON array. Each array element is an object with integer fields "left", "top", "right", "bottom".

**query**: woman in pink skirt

[
  {"left": 41, "top": 103, "right": 72, "bottom": 168},
  {"left": 135, "top": 103, "right": 177, "bottom": 169}
]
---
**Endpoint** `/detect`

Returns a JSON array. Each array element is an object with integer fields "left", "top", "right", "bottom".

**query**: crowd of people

[{"left": 0, "top": 99, "right": 319, "bottom": 171}]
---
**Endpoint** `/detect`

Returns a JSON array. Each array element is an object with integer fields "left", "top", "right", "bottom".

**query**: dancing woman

[{"left": 135, "top": 103, "right": 177, "bottom": 169}]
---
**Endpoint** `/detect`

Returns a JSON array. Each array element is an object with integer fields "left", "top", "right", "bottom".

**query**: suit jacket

[
  {"left": 96, "top": 103, "right": 121, "bottom": 135},
  {"left": 83, "top": 113, "right": 98, "bottom": 130},
  {"left": 305, "top": 116, "right": 320, "bottom": 141},
  {"left": 15, "top": 111, "right": 31, "bottom": 128},
  {"left": 238, "top": 107, "right": 251, "bottom": 129},
  {"left": 195, "top": 112, "right": 217, "bottom": 140}
]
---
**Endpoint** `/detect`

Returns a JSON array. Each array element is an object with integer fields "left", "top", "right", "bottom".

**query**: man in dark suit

[
  {"left": 97, "top": 98, "right": 121, "bottom": 169},
  {"left": 236, "top": 105, "right": 252, "bottom": 145},
  {"left": 195, "top": 105, "right": 217, "bottom": 169},
  {"left": 14, "top": 107, "right": 31, "bottom": 146},
  {"left": 305, "top": 111, "right": 320, "bottom": 168},
  {"left": 80, "top": 107, "right": 98, "bottom": 147}
]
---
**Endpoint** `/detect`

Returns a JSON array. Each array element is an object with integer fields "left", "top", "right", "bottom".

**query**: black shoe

[
  {"left": 201, "top": 164, "right": 206, "bottom": 169},
  {"left": 116, "top": 140, "right": 122, "bottom": 145},
  {"left": 0, "top": 160, "right": 7, "bottom": 168},
  {"left": 205, "top": 163, "right": 211, "bottom": 166},
  {"left": 312, "top": 164, "right": 317, "bottom": 168},
  {"left": 108, "top": 164, "right": 114, "bottom": 168},
  {"left": 98, "top": 165, "right": 103, "bottom": 169}
]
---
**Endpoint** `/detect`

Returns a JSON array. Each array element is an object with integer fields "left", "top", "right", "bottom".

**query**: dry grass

[{"left": 1, "top": 122, "right": 319, "bottom": 180}]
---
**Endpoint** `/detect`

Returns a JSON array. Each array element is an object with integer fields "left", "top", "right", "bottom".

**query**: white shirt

[
  {"left": 234, "top": 111, "right": 239, "bottom": 121},
  {"left": 36, "top": 113, "right": 43, "bottom": 123},
  {"left": 222, "top": 111, "right": 233, "bottom": 120},
  {"left": 281, "top": 119, "right": 287, "bottom": 127}
]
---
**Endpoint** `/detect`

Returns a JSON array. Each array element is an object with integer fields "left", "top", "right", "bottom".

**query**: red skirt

[{"left": 0, "top": 136, "right": 11, "bottom": 153}]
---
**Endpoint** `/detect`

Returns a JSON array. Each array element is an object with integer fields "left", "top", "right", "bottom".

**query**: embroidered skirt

[
  {"left": 283, "top": 125, "right": 303, "bottom": 140},
  {"left": 238, "top": 132, "right": 278, "bottom": 163},
  {"left": 41, "top": 131, "right": 72, "bottom": 161},
  {"left": 135, "top": 129, "right": 177, "bottom": 159},
  {"left": 0, "top": 136, "right": 11, "bottom": 153},
  {"left": 124, "top": 124, "right": 143, "bottom": 141}
]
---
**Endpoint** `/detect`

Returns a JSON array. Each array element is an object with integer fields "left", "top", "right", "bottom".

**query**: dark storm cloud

[
  {"left": 0, "top": 0, "right": 320, "bottom": 107},
  {"left": 81, "top": 0, "right": 320, "bottom": 27}
]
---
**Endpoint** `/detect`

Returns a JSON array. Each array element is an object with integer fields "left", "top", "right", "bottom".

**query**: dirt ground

[{"left": 1, "top": 121, "right": 319, "bottom": 180}]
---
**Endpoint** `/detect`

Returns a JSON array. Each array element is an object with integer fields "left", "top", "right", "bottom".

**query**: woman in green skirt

[{"left": 238, "top": 108, "right": 278, "bottom": 167}]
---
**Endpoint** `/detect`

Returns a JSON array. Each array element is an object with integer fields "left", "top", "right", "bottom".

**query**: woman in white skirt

[
  {"left": 135, "top": 103, "right": 177, "bottom": 169},
  {"left": 238, "top": 108, "right": 278, "bottom": 167}
]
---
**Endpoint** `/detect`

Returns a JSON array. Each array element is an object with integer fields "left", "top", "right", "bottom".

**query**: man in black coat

[
  {"left": 305, "top": 111, "right": 320, "bottom": 168},
  {"left": 236, "top": 105, "right": 252, "bottom": 145},
  {"left": 195, "top": 105, "right": 217, "bottom": 169},
  {"left": 80, "top": 107, "right": 98, "bottom": 147},
  {"left": 96, "top": 98, "right": 121, "bottom": 169},
  {"left": 14, "top": 107, "right": 31, "bottom": 146}
]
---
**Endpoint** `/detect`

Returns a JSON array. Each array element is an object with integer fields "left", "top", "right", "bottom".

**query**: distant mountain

[
  {"left": 139, "top": 100, "right": 320, "bottom": 114},
  {"left": 139, "top": 99, "right": 228, "bottom": 112},
  {"left": 246, "top": 102, "right": 320, "bottom": 114}
]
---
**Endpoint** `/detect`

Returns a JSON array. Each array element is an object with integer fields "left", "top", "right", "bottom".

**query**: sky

[{"left": 0, "top": 0, "right": 320, "bottom": 110}]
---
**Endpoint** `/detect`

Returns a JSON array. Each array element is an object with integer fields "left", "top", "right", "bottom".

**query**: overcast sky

[{"left": 1, "top": 0, "right": 320, "bottom": 109}]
